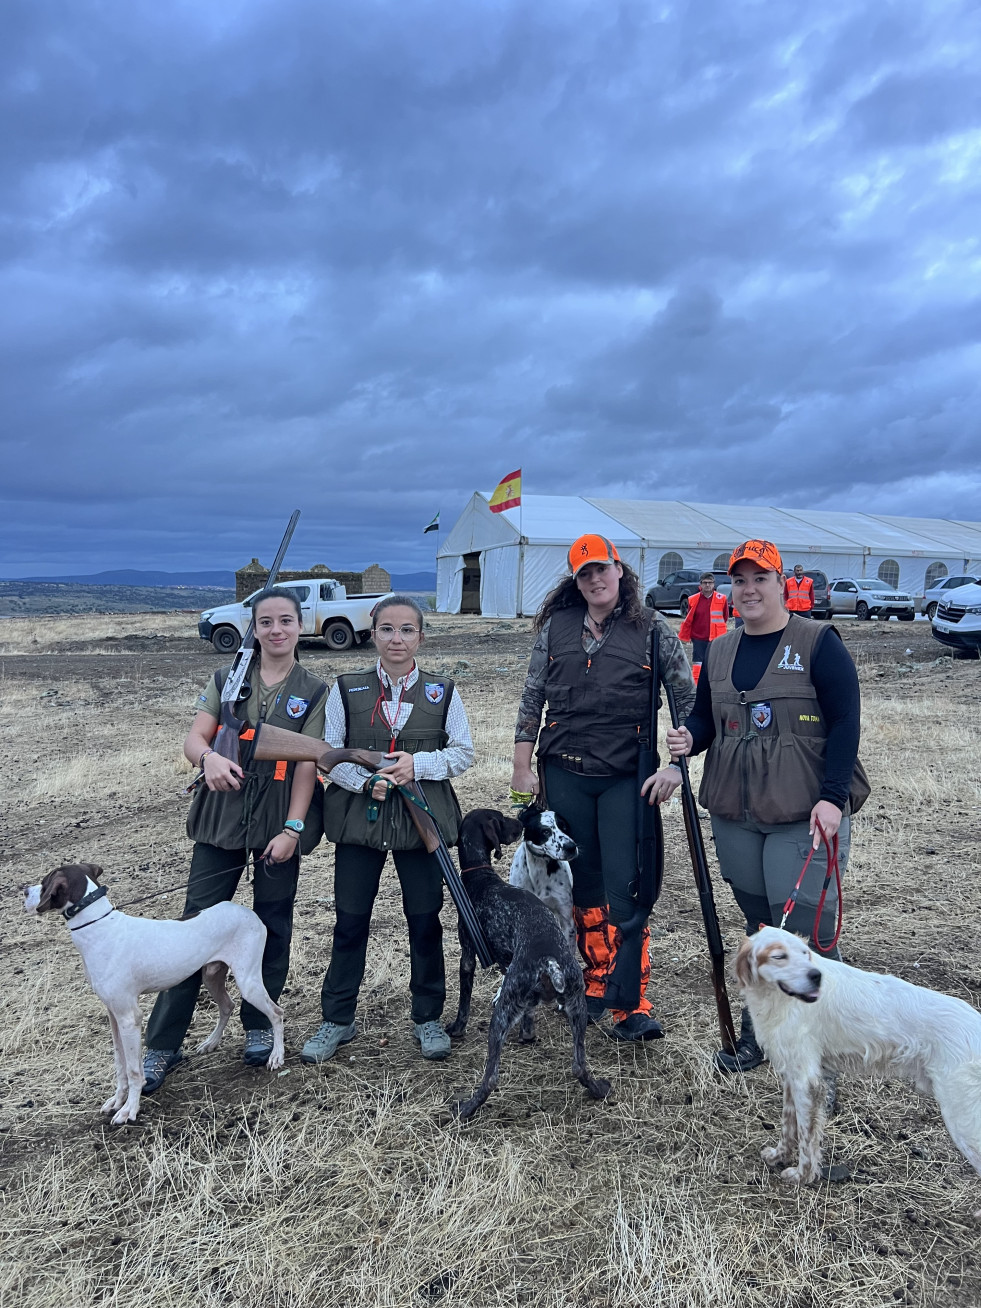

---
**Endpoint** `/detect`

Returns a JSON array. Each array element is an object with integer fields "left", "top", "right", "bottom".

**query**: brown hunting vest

[
  {"left": 323, "top": 668, "right": 463, "bottom": 850},
  {"left": 537, "top": 607, "right": 657, "bottom": 775},
  {"left": 698, "top": 614, "right": 870, "bottom": 824},
  {"left": 186, "top": 662, "right": 327, "bottom": 850}
]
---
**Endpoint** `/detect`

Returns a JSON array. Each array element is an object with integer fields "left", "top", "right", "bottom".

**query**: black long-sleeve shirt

[{"left": 685, "top": 625, "right": 861, "bottom": 810}]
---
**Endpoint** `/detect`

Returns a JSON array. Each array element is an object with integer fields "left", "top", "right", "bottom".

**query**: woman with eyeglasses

[{"left": 301, "top": 594, "right": 475, "bottom": 1065}]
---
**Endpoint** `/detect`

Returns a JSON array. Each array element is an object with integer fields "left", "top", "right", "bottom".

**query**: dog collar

[{"left": 63, "top": 885, "right": 108, "bottom": 920}]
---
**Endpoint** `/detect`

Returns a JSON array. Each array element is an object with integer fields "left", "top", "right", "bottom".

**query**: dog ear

[
  {"left": 733, "top": 936, "right": 757, "bottom": 989},
  {"left": 77, "top": 863, "right": 103, "bottom": 883},
  {"left": 497, "top": 816, "right": 523, "bottom": 849},
  {"left": 37, "top": 870, "right": 73, "bottom": 913}
]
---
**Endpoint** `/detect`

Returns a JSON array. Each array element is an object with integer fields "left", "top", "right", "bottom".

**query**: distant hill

[
  {"left": 0, "top": 581, "right": 233, "bottom": 617},
  {"left": 10, "top": 569, "right": 236, "bottom": 587}
]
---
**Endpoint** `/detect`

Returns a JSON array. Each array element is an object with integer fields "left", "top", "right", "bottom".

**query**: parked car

[
  {"left": 793, "top": 569, "right": 831, "bottom": 620},
  {"left": 645, "top": 570, "right": 731, "bottom": 616},
  {"left": 921, "top": 574, "right": 981, "bottom": 621},
  {"left": 827, "top": 577, "right": 915, "bottom": 621},
  {"left": 931, "top": 581, "right": 981, "bottom": 655},
  {"left": 199, "top": 578, "right": 393, "bottom": 653}
]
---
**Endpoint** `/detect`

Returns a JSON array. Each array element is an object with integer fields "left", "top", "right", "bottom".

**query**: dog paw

[
  {"left": 267, "top": 1052, "right": 284, "bottom": 1072},
  {"left": 778, "top": 1165, "right": 804, "bottom": 1184},
  {"left": 590, "top": 1078, "right": 612, "bottom": 1100},
  {"left": 761, "top": 1146, "right": 788, "bottom": 1169},
  {"left": 445, "top": 1023, "right": 466, "bottom": 1040},
  {"left": 110, "top": 1106, "right": 139, "bottom": 1127},
  {"left": 195, "top": 1036, "right": 220, "bottom": 1054}
]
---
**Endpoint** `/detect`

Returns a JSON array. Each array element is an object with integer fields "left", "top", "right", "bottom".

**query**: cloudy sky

[{"left": 3, "top": 0, "right": 980, "bottom": 576}]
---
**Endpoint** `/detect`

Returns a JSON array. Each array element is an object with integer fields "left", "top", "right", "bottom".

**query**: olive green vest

[
  {"left": 187, "top": 662, "right": 327, "bottom": 850},
  {"left": 699, "top": 615, "right": 870, "bottom": 824},
  {"left": 323, "top": 668, "right": 462, "bottom": 850}
]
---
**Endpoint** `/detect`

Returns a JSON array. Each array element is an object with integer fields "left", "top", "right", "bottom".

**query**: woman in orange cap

[
  {"left": 664, "top": 540, "right": 869, "bottom": 1072},
  {"left": 512, "top": 533, "right": 696, "bottom": 1041}
]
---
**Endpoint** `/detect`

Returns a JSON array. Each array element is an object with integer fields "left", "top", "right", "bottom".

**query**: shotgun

[
  {"left": 252, "top": 723, "right": 494, "bottom": 968},
  {"left": 663, "top": 682, "right": 737, "bottom": 1055}
]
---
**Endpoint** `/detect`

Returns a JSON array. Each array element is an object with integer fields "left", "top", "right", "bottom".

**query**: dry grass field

[{"left": 2, "top": 611, "right": 980, "bottom": 1308}]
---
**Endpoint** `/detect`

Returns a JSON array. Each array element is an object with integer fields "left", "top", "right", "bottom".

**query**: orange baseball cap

[
  {"left": 728, "top": 539, "right": 783, "bottom": 573},
  {"left": 569, "top": 533, "right": 621, "bottom": 577}
]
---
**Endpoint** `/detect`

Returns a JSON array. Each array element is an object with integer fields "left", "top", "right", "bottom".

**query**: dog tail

[{"left": 543, "top": 959, "right": 566, "bottom": 994}]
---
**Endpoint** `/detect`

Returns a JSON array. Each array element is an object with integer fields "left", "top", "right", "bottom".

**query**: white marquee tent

[{"left": 436, "top": 494, "right": 981, "bottom": 617}]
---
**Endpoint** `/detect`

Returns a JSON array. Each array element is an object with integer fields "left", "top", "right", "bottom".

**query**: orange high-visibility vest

[
  {"left": 679, "top": 590, "right": 728, "bottom": 643},
  {"left": 784, "top": 575, "right": 814, "bottom": 612}
]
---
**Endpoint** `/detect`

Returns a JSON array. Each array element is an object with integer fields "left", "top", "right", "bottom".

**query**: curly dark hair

[{"left": 534, "top": 561, "right": 648, "bottom": 632}]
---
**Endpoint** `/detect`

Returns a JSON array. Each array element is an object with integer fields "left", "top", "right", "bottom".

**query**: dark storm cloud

[{"left": 2, "top": 0, "right": 980, "bottom": 575}]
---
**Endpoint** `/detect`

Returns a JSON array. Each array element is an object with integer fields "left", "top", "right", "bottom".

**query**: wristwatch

[{"left": 283, "top": 819, "right": 305, "bottom": 835}]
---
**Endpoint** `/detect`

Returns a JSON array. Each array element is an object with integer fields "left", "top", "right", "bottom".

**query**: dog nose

[{"left": 807, "top": 969, "right": 822, "bottom": 988}]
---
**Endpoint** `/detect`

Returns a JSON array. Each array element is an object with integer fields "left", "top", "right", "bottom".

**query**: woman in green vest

[
  {"left": 665, "top": 540, "right": 868, "bottom": 1074},
  {"left": 142, "top": 587, "right": 328, "bottom": 1093},
  {"left": 301, "top": 595, "right": 475, "bottom": 1064}
]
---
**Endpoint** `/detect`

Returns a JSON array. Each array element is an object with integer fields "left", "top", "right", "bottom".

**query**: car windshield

[{"left": 857, "top": 578, "right": 890, "bottom": 590}]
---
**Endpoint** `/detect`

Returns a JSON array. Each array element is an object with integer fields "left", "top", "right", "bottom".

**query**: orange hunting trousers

[{"left": 574, "top": 904, "right": 653, "bottom": 1021}]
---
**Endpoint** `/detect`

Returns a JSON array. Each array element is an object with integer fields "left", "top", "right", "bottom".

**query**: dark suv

[
  {"left": 645, "top": 570, "right": 731, "bottom": 616},
  {"left": 801, "top": 569, "right": 831, "bottom": 620}
]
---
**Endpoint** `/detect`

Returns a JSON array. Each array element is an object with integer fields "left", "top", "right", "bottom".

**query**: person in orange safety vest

[
  {"left": 784, "top": 564, "right": 815, "bottom": 615},
  {"left": 678, "top": 573, "right": 729, "bottom": 683}
]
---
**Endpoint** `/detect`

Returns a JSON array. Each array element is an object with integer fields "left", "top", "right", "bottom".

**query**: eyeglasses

[{"left": 374, "top": 625, "right": 421, "bottom": 640}]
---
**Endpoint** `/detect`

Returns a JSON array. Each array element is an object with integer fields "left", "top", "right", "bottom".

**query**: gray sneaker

[
  {"left": 413, "top": 1020, "right": 451, "bottom": 1060},
  {"left": 300, "top": 1021, "right": 356, "bottom": 1064},
  {"left": 142, "top": 1048, "right": 183, "bottom": 1094},
  {"left": 243, "top": 1029, "right": 275, "bottom": 1067}
]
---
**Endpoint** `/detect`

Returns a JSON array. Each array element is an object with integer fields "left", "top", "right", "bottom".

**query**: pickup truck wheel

[
  {"left": 925, "top": 602, "right": 938, "bottom": 621},
  {"left": 211, "top": 626, "right": 240, "bottom": 654},
  {"left": 679, "top": 593, "right": 692, "bottom": 618},
  {"left": 323, "top": 621, "right": 354, "bottom": 651},
  {"left": 856, "top": 602, "right": 870, "bottom": 621}
]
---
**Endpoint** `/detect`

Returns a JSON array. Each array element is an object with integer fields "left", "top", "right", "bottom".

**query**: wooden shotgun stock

[
  {"left": 252, "top": 723, "right": 493, "bottom": 965},
  {"left": 663, "top": 684, "right": 738, "bottom": 1056}
]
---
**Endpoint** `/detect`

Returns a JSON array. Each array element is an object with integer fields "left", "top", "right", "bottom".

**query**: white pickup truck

[{"left": 198, "top": 578, "right": 394, "bottom": 653}]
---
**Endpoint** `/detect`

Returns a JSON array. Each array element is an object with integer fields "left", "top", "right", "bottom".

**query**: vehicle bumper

[
  {"left": 198, "top": 619, "right": 215, "bottom": 641},
  {"left": 932, "top": 621, "right": 981, "bottom": 651},
  {"left": 870, "top": 606, "right": 915, "bottom": 618}
]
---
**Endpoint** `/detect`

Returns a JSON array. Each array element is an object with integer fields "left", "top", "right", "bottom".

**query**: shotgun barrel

[
  {"left": 664, "top": 682, "right": 738, "bottom": 1055},
  {"left": 252, "top": 724, "right": 494, "bottom": 968}
]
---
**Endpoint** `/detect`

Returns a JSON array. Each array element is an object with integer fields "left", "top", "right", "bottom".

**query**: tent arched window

[
  {"left": 659, "top": 551, "right": 684, "bottom": 579},
  {"left": 877, "top": 559, "right": 900, "bottom": 589},
  {"left": 713, "top": 552, "right": 731, "bottom": 571},
  {"left": 924, "top": 562, "right": 948, "bottom": 589}
]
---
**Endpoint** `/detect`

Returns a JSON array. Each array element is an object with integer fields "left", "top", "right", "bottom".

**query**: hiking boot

[
  {"left": 585, "top": 995, "right": 608, "bottom": 1024},
  {"left": 715, "top": 1009, "right": 766, "bottom": 1074},
  {"left": 142, "top": 1048, "right": 183, "bottom": 1095},
  {"left": 413, "top": 1020, "right": 452, "bottom": 1060},
  {"left": 300, "top": 1021, "right": 356, "bottom": 1064},
  {"left": 610, "top": 1012, "right": 664, "bottom": 1041},
  {"left": 243, "top": 1029, "right": 274, "bottom": 1067}
]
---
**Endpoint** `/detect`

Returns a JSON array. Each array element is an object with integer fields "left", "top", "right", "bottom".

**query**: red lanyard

[{"left": 370, "top": 676, "right": 407, "bottom": 752}]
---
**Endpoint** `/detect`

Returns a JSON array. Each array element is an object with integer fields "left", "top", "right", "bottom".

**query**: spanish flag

[{"left": 488, "top": 468, "right": 521, "bottom": 514}]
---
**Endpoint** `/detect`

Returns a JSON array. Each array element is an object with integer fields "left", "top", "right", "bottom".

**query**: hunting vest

[
  {"left": 698, "top": 614, "right": 870, "bottom": 824},
  {"left": 323, "top": 668, "right": 463, "bottom": 850},
  {"left": 785, "top": 575, "right": 815, "bottom": 612},
  {"left": 537, "top": 607, "right": 657, "bottom": 775},
  {"left": 186, "top": 662, "right": 327, "bottom": 850},
  {"left": 679, "top": 590, "right": 728, "bottom": 643}
]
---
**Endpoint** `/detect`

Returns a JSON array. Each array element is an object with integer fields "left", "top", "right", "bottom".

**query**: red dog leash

[{"left": 779, "top": 820, "right": 842, "bottom": 954}]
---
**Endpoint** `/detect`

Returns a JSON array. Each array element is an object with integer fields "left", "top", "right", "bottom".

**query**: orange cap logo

[
  {"left": 728, "top": 539, "right": 783, "bottom": 573},
  {"left": 569, "top": 534, "right": 621, "bottom": 577}
]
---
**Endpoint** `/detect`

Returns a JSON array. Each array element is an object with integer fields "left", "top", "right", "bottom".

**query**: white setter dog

[
  {"left": 508, "top": 806, "right": 577, "bottom": 953},
  {"left": 736, "top": 926, "right": 981, "bottom": 1190}
]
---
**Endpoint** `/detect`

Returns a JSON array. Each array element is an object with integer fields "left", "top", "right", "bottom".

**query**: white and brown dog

[
  {"left": 24, "top": 864, "right": 285, "bottom": 1125},
  {"left": 508, "top": 806, "right": 577, "bottom": 953},
  {"left": 736, "top": 926, "right": 981, "bottom": 1189}
]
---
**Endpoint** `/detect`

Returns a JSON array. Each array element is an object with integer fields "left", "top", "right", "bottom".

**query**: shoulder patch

[
  {"left": 285, "top": 696, "right": 309, "bottom": 719},
  {"left": 424, "top": 682, "right": 445, "bottom": 704}
]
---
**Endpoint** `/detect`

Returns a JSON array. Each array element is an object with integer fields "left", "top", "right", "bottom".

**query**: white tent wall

[
  {"left": 436, "top": 555, "right": 464, "bottom": 613},
  {"left": 478, "top": 544, "right": 520, "bottom": 617}
]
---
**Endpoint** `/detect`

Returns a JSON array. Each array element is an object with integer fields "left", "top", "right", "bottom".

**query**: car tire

[
  {"left": 644, "top": 592, "right": 657, "bottom": 609},
  {"left": 679, "top": 593, "right": 692, "bottom": 618},
  {"left": 856, "top": 602, "right": 870, "bottom": 621},
  {"left": 899, "top": 611, "right": 914, "bottom": 621},
  {"left": 925, "top": 602, "right": 938, "bottom": 621},
  {"left": 323, "top": 620, "right": 354, "bottom": 651},
  {"left": 211, "top": 626, "right": 240, "bottom": 654}
]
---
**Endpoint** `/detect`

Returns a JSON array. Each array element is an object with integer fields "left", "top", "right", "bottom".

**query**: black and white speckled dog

[
  {"left": 508, "top": 805, "right": 577, "bottom": 953},
  {"left": 445, "top": 809, "right": 611, "bottom": 1121}
]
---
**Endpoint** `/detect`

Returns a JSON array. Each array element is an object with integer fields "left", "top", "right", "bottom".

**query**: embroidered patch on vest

[
  {"left": 776, "top": 644, "right": 805, "bottom": 671},
  {"left": 424, "top": 682, "right": 445, "bottom": 704},
  {"left": 751, "top": 702, "right": 772, "bottom": 730},
  {"left": 285, "top": 696, "right": 309, "bottom": 719}
]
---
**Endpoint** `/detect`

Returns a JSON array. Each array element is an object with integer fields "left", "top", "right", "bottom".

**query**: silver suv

[
  {"left": 827, "top": 577, "right": 915, "bottom": 621},
  {"left": 922, "top": 574, "right": 980, "bottom": 621}
]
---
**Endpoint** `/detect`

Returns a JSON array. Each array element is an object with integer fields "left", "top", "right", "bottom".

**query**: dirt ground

[{"left": 1, "top": 612, "right": 979, "bottom": 1308}]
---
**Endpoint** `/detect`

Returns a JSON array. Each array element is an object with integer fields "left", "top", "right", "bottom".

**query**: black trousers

[
  {"left": 319, "top": 844, "right": 445, "bottom": 1025},
  {"left": 691, "top": 637, "right": 710, "bottom": 667},
  {"left": 145, "top": 842, "right": 299, "bottom": 1051},
  {"left": 542, "top": 764, "right": 639, "bottom": 925}
]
